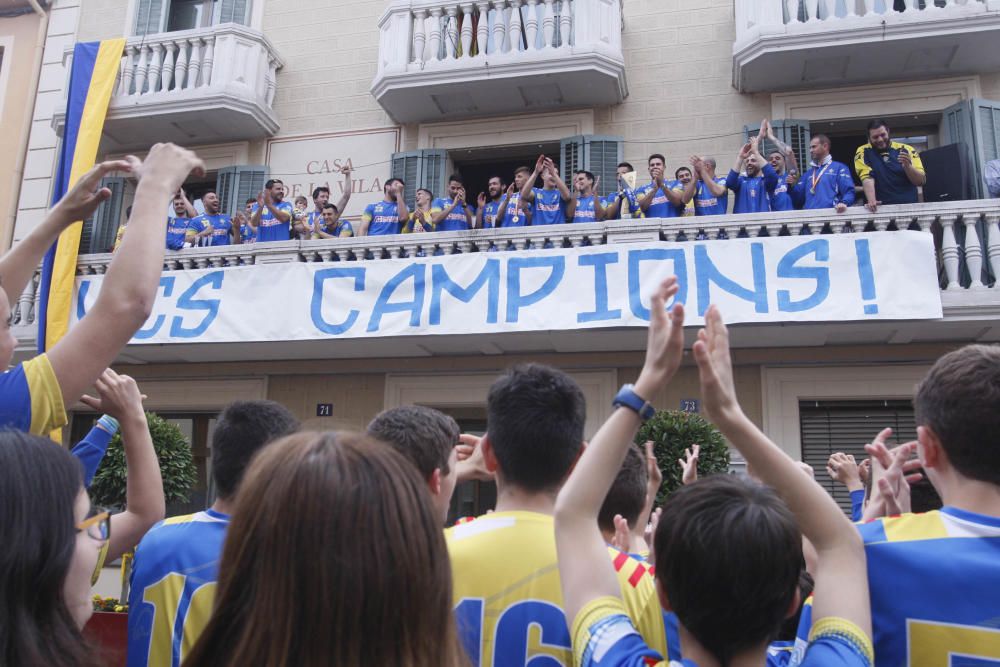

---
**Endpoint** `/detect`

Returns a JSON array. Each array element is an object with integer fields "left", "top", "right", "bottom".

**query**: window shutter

[
  {"left": 799, "top": 400, "right": 916, "bottom": 515},
  {"left": 560, "top": 135, "right": 585, "bottom": 191},
  {"left": 133, "top": 0, "right": 166, "bottom": 35},
  {"left": 216, "top": 165, "right": 268, "bottom": 218},
  {"left": 584, "top": 136, "right": 623, "bottom": 197},
  {"left": 391, "top": 149, "right": 447, "bottom": 209},
  {"left": 81, "top": 177, "right": 125, "bottom": 254},
  {"left": 216, "top": 0, "right": 251, "bottom": 25},
  {"left": 746, "top": 120, "right": 810, "bottom": 172},
  {"left": 971, "top": 99, "right": 1000, "bottom": 198}
]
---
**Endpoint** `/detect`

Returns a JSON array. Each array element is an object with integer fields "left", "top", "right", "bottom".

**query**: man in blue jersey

[
  {"left": 127, "top": 401, "right": 299, "bottom": 667},
  {"left": 637, "top": 154, "right": 691, "bottom": 219},
  {"left": 854, "top": 119, "right": 925, "bottom": 212},
  {"left": 675, "top": 167, "right": 696, "bottom": 217},
  {"left": 476, "top": 175, "right": 506, "bottom": 229},
  {"left": 520, "top": 154, "right": 576, "bottom": 225},
  {"left": 239, "top": 198, "right": 257, "bottom": 243},
  {"left": 688, "top": 156, "right": 729, "bottom": 216},
  {"left": 312, "top": 203, "right": 353, "bottom": 238},
  {"left": 187, "top": 191, "right": 240, "bottom": 246},
  {"left": 791, "top": 135, "right": 855, "bottom": 212},
  {"left": 726, "top": 137, "right": 779, "bottom": 214},
  {"left": 165, "top": 194, "right": 195, "bottom": 250},
  {"left": 432, "top": 174, "right": 476, "bottom": 231},
  {"left": 497, "top": 167, "right": 533, "bottom": 227},
  {"left": 248, "top": 179, "right": 294, "bottom": 242},
  {"left": 309, "top": 166, "right": 353, "bottom": 236},
  {"left": 359, "top": 177, "right": 409, "bottom": 236},
  {"left": 572, "top": 170, "right": 605, "bottom": 223},
  {"left": 758, "top": 119, "right": 800, "bottom": 212},
  {"left": 603, "top": 162, "right": 642, "bottom": 220}
]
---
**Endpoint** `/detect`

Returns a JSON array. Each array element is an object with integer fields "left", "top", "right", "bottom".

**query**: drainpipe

[{"left": 4, "top": 0, "right": 50, "bottom": 252}]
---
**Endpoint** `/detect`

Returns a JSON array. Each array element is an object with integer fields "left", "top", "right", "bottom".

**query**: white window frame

[{"left": 123, "top": 0, "right": 262, "bottom": 36}]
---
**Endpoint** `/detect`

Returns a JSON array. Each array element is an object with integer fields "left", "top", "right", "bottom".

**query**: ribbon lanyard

[{"left": 810, "top": 164, "right": 830, "bottom": 194}]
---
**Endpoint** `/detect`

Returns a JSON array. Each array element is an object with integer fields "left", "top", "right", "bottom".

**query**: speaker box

[{"left": 922, "top": 143, "right": 972, "bottom": 202}]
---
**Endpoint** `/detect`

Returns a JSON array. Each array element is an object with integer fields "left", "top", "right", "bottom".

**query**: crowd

[
  {"left": 3, "top": 142, "right": 998, "bottom": 667},
  {"left": 121, "top": 118, "right": 927, "bottom": 253}
]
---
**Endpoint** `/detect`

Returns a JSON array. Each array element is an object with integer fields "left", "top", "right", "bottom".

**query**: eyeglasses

[{"left": 77, "top": 507, "right": 111, "bottom": 542}]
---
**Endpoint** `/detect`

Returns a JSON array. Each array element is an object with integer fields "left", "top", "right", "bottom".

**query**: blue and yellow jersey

[
  {"left": 0, "top": 354, "right": 66, "bottom": 435},
  {"left": 447, "top": 511, "right": 669, "bottom": 666},
  {"left": 127, "top": 509, "right": 229, "bottom": 667},
  {"left": 240, "top": 222, "right": 256, "bottom": 243},
  {"left": 188, "top": 214, "right": 232, "bottom": 247},
  {"left": 431, "top": 197, "right": 474, "bottom": 232},
  {"left": 572, "top": 596, "right": 872, "bottom": 667},
  {"left": 499, "top": 193, "right": 528, "bottom": 227},
  {"left": 404, "top": 209, "right": 435, "bottom": 233},
  {"left": 250, "top": 201, "right": 294, "bottom": 242},
  {"left": 853, "top": 141, "right": 923, "bottom": 205},
  {"left": 855, "top": 507, "right": 1000, "bottom": 667},
  {"left": 693, "top": 177, "right": 728, "bottom": 216},
  {"left": 635, "top": 182, "right": 682, "bottom": 219},
  {"left": 481, "top": 199, "right": 502, "bottom": 229},
  {"left": 332, "top": 219, "right": 354, "bottom": 238},
  {"left": 362, "top": 200, "right": 402, "bottom": 236},
  {"left": 165, "top": 217, "right": 191, "bottom": 250},
  {"left": 529, "top": 187, "right": 569, "bottom": 226},
  {"left": 573, "top": 195, "right": 600, "bottom": 223}
]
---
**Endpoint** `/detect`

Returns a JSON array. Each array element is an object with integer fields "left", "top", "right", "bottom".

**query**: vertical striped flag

[{"left": 37, "top": 39, "right": 125, "bottom": 356}]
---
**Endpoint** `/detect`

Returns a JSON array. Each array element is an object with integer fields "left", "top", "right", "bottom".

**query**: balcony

[
  {"left": 11, "top": 200, "right": 1000, "bottom": 364},
  {"left": 371, "top": 0, "right": 627, "bottom": 124},
  {"left": 733, "top": 0, "right": 1000, "bottom": 92},
  {"left": 54, "top": 24, "right": 283, "bottom": 152}
]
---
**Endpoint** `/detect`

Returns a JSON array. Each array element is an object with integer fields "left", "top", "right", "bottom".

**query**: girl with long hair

[{"left": 183, "top": 431, "right": 467, "bottom": 667}]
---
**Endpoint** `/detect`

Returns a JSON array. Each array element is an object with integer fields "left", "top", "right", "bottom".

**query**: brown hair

[{"left": 182, "top": 432, "right": 466, "bottom": 667}]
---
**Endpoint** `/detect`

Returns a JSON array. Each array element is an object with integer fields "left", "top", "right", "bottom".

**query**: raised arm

[
  {"left": 521, "top": 155, "right": 545, "bottom": 204},
  {"left": 248, "top": 192, "right": 264, "bottom": 230},
  {"left": 46, "top": 144, "right": 205, "bottom": 409},
  {"left": 177, "top": 188, "right": 198, "bottom": 218},
  {"left": 693, "top": 305, "right": 870, "bottom": 636},
  {"left": 0, "top": 159, "right": 132, "bottom": 306},
  {"left": 80, "top": 369, "right": 164, "bottom": 562},
  {"left": 693, "top": 156, "right": 727, "bottom": 197},
  {"left": 555, "top": 277, "right": 685, "bottom": 624},
  {"left": 334, "top": 166, "right": 354, "bottom": 213}
]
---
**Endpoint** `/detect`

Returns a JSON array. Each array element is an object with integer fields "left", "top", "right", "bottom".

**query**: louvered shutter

[
  {"left": 216, "top": 165, "right": 268, "bottom": 218},
  {"left": 133, "top": 0, "right": 166, "bottom": 35},
  {"left": 81, "top": 177, "right": 125, "bottom": 254},
  {"left": 745, "top": 120, "right": 810, "bottom": 173},
  {"left": 216, "top": 0, "right": 251, "bottom": 25},
  {"left": 391, "top": 150, "right": 447, "bottom": 209},
  {"left": 560, "top": 135, "right": 585, "bottom": 191},
  {"left": 799, "top": 400, "right": 916, "bottom": 516},
  {"left": 585, "top": 136, "right": 623, "bottom": 197}
]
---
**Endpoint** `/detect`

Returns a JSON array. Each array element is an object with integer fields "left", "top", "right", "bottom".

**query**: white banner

[{"left": 72, "top": 232, "right": 942, "bottom": 344}]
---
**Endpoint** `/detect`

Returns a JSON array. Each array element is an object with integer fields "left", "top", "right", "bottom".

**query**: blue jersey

[
  {"left": 770, "top": 177, "right": 796, "bottom": 212},
  {"left": 573, "top": 195, "right": 600, "bottom": 223},
  {"left": 604, "top": 191, "right": 641, "bottom": 219},
  {"left": 431, "top": 197, "right": 474, "bottom": 232},
  {"left": 363, "top": 200, "right": 403, "bottom": 236},
  {"left": 127, "top": 509, "right": 229, "bottom": 667},
  {"left": 499, "top": 193, "right": 527, "bottom": 227},
  {"left": 791, "top": 160, "right": 856, "bottom": 209},
  {"left": 165, "top": 217, "right": 190, "bottom": 250},
  {"left": 726, "top": 164, "right": 779, "bottom": 214},
  {"left": 188, "top": 214, "right": 233, "bottom": 246},
  {"left": 635, "top": 182, "right": 681, "bottom": 219},
  {"left": 240, "top": 223, "right": 256, "bottom": 243},
  {"left": 693, "top": 177, "right": 728, "bottom": 216},
  {"left": 572, "top": 597, "right": 872, "bottom": 667},
  {"left": 0, "top": 354, "right": 66, "bottom": 435},
  {"left": 481, "top": 199, "right": 502, "bottom": 229},
  {"left": 250, "top": 201, "right": 294, "bottom": 242},
  {"left": 530, "top": 187, "right": 569, "bottom": 225}
]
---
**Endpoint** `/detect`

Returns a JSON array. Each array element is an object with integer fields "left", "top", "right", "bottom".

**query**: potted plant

[
  {"left": 635, "top": 409, "right": 731, "bottom": 505},
  {"left": 83, "top": 412, "right": 196, "bottom": 666}
]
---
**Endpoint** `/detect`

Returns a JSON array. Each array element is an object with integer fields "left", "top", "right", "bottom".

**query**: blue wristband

[
  {"left": 612, "top": 384, "right": 656, "bottom": 421},
  {"left": 97, "top": 415, "right": 120, "bottom": 434}
]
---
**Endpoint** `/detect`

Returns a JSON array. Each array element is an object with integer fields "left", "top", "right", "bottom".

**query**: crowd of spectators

[{"left": 2, "top": 142, "right": 998, "bottom": 667}]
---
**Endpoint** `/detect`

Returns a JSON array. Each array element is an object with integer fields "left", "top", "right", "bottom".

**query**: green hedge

[{"left": 635, "top": 410, "right": 731, "bottom": 505}]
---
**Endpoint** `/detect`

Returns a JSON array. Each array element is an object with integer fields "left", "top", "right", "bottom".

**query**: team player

[
  {"left": 675, "top": 167, "right": 696, "bottom": 217},
  {"left": 248, "top": 179, "right": 294, "bottom": 242},
  {"left": 556, "top": 290, "right": 873, "bottom": 667},
  {"left": 572, "top": 170, "right": 605, "bottom": 223},
  {"left": 760, "top": 120, "right": 799, "bottom": 212},
  {"left": 127, "top": 401, "right": 299, "bottom": 667},
  {"left": 359, "top": 178, "right": 408, "bottom": 236},
  {"left": 405, "top": 188, "right": 435, "bottom": 233},
  {"left": 498, "top": 167, "right": 532, "bottom": 227},
  {"left": 166, "top": 194, "right": 195, "bottom": 250},
  {"left": 689, "top": 156, "right": 729, "bottom": 216},
  {"left": 309, "top": 166, "right": 354, "bottom": 237},
  {"left": 726, "top": 137, "right": 779, "bottom": 214},
  {"left": 520, "top": 154, "right": 576, "bottom": 225},
  {"left": 432, "top": 175, "right": 476, "bottom": 231},
  {"left": 477, "top": 176, "right": 506, "bottom": 229},
  {"left": 637, "top": 154, "right": 691, "bottom": 219},
  {"left": 447, "top": 363, "right": 672, "bottom": 666},
  {"left": 791, "top": 135, "right": 855, "bottom": 212},
  {"left": 0, "top": 145, "right": 205, "bottom": 435},
  {"left": 603, "top": 162, "right": 642, "bottom": 220},
  {"left": 187, "top": 190, "right": 240, "bottom": 246},
  {"left": 854, "top": 119, "right": 925, "bottom": 212},
  {"left": 312, "top": 203, "right": 353, "bottom": 238}
]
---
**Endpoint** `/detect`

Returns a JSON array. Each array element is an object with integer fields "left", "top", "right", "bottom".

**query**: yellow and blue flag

[{"left": 37, "top": 39, "right": 124, "bottom": 355}]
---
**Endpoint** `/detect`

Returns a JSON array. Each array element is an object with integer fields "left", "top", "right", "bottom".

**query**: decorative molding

[{"left": 418, "top": 109, "right": 595, "bottom": 150}]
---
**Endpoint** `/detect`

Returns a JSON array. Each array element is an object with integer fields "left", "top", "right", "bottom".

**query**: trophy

[{"left": 619, "top": 171, "right": 638, "bottom": 219}]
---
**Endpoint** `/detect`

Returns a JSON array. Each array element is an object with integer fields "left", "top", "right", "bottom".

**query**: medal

[{"left": 809, "top": 163, "right": 830, "bottom": 195}]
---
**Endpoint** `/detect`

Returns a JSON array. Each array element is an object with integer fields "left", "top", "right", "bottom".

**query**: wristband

[
  {"left": 97, "top": 415, "right": 120, "bottom": 434},
  {"left": 612, "top": 384, "right": 655, "bottom": 421}
]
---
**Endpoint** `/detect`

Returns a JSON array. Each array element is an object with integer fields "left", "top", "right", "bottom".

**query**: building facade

[{"left": 9, "top": 0, "right": 1000, "bottom": 517}]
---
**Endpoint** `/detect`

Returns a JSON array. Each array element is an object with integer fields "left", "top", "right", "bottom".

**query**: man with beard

[
  {"left": 854, "top": 119, "right": 925, "bottom": 212},
  {"left": 477, "top": 176, "right": 507, "bottom": 229},
  {"left": 726, "top": 136, "right": 779, "bottom": 214},
  {"left": 188, "top": 190, "right": 241, "bottom": 245},
  {"left": 248, "top": 179, "right": 294, "bottom": 242}
]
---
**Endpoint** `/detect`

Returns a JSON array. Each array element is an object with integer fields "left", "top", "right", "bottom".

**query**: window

[
  {"left": 799, "top": 399, "right": 916, "bottom": 515},
  {"left": 134, "top": 0, "right": 251, "bottom": 36}
]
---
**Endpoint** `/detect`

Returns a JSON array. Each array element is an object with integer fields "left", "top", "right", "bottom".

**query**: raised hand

[
  {"left": 634, "top": 276, "right": 685, "bottom": 398},
  {"left": 506, "top": 183, "right": 515, "bottom": 196},
  {"left": 644, "top": 441, "right": 663, "bottom": 499},
  {"left": 898, "top": 150, "right": 912, "bottom": 168},
  {"left": 455, "top": 433, "right": 494, "bottom": 482},
  {"left": 738, "top": 142, "right": 752, "bottom": 161},
  {"left": 52, "top": 158, "right": 138, "bottom": 223},
  {"left": 610, "top": 514, "right": 631, "bottom": 552},
  {"left": 79, "top": 368, "right": 146, "bottom": 423},
  {"left": 534, "top": 154, "right": 547, "bottom": 174},
  {"left": 477, "top": 192, "right": 486, "bottom": 208},
  {"left": 132, "top": 143, "right": 205, "bottom": 195},
  {"left": 679, "top": 443, "right": 700, "bottom": 485},
  {"left": 827, "top": 452, "right": 862, "bottom": 490},
  {"left": 693, "top": 305, "right": 740, "bottom": 427}
]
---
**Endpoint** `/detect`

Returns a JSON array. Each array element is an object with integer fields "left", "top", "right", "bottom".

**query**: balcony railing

[
  {"left": 54, "top": 24, "right": 284, "bottom": 151},
  {"left": 371, "top": 0, "right": 627, "bottom": 122},
  {"left": 732, "top": 0, "right": 1000, "bottom": 92},
  {"left": 11, "top": 200, "right": 1000, "bottom": 348}
]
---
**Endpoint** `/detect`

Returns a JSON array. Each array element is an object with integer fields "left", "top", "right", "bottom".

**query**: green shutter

[
  {"left": 745, "top": 120, "right": 810, "bottom": 172},
  {"left": 560, "top": 136, "right": 585, "bottom": 191},
  {"left": 81, "top": 177, "right": 125, "bottom": 254},
  {"left": 391, "top": 149, "right": 447, "bottom": 210},
  {"left": 216, "top": 165, "right": 268, "bottom": 218},
  {"left": 585, "top": 136, "right": 623, "bottom": 197}
]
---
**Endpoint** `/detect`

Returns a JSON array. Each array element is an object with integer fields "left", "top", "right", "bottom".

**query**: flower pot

[{"left": 83, "top": 610, "right": 128, "bottom": 667}]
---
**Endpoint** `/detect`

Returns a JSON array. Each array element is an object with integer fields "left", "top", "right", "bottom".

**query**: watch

[{"left": 612, "top": 384, "right": 655, "bottom": 421}]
